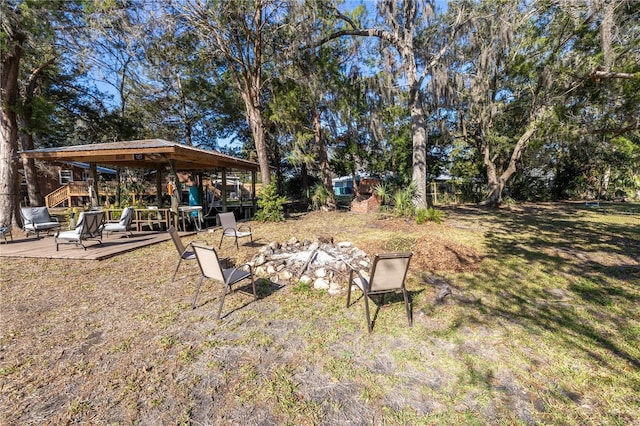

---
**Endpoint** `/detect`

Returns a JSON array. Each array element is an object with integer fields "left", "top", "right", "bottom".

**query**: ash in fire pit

[{"left": 248, "top": 237, "right": 372, "bottom": 296}]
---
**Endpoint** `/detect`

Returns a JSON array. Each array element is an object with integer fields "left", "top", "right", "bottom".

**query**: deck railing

[{"left": 45, "top": 182, "right": 89, "bottom": 208}]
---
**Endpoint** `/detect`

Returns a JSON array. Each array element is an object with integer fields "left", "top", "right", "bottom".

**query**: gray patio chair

[
  {"left": 55, "top": 210, "right": 104, "bottom": 251},
  {"left": 101, "top": 206, "right": 134, "bottom": 238},
  {"left": 191, "top": 243, "right": 257, "bottom": 319},
  {"left": 218, "top": 212, "right": 252, "bottom": 249},
  {"left": 346, "top": 252, "right": 413, "bottom": 333},
  {"left": 168, "top": 226, "right": 210, "bottom": 282}
]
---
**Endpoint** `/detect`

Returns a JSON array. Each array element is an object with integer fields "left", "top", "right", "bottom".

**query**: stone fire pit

[{"left": 248, "top": 236, "right": 372, "bottom": 296}]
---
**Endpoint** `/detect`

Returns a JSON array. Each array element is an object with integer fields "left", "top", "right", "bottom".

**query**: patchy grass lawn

[{"left": 1, "top": 202, "right": 639, "bottom": 425}]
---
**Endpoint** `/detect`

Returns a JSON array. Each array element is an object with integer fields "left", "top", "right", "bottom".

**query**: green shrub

[
  {"left": 392, "top": 182, "right": 417, "bottom": 217},
  {"left": 254, "top": 183, "right": 286, "bottom": 222},
  {"left": 415, "top": 207, "right": 445, "bottom": 224},
  {"left": 311, "top": 183, "right": 332, "bottom": 210},
  {"left": 373, "top": 182, "right": 391, "bottom": 206},
  {"left": 502, "top": 196, "right": 517, "bottom": 206}
]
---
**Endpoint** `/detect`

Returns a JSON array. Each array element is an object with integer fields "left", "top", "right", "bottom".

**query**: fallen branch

[{"left": 298, "top": 248, "right": 318, "bottom": 278}]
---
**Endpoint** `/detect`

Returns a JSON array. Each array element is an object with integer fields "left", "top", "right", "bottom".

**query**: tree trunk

[
  {"left": 482, "top": 120, "right": 539, "bottom": 207},
  {"left": 404, "top": 39, "right": 428, "bottom": 208},
  {"left": 300, "top": 163, "right": 308, "bottom": 199},
  {"left": 313, "top": 109, "right": 335, "bottom": 209},
  {"left": 485, "top": 180, "right": 505, "bottom": 207},
  {"left": 410, "top": 86, "right": 428, "bottom": 208},
  {"left": 241, "top": 90, "right": 271, "bottom": 186},
  {"left": 18, "top": 58, "right": 54, "bottom": 207},
  {"left": 483, "top": 146, "right": 502, "bottom": 207},
  {"left": 314, "top": 2, "right": 437, "bottom": 209},
  {"left": 182, "top": 0, "right": 271, "bottom": 187},
  {"left": 176, "top": 73, "right": 193, "bottom": 146},
  {"left": 19, "top": 131, "right": 44, "bottom": 206},
  {"left": 601, "top": 164, "right": 611, "bottom": 198},
  {"left": 17, "top": 93, "right": 43, "bottom": 207},
  {"left": 1, "top": 32, "right": 24, "bottom": 228}
]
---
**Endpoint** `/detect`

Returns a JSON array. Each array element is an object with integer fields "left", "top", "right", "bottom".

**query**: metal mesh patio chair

[
  {"left": 218, "top": 212, "right": 252, "bottom": 249},
  {"left": 191, "top": 243, "right": 257, "bottom": 319},
  {"left": 347, "top": 252, "right": 413, "bottom": 333}
]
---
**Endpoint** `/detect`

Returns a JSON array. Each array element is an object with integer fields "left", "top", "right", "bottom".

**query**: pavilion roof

[{"left": 20, "top": 139, "right": 260, "bottom": 173}]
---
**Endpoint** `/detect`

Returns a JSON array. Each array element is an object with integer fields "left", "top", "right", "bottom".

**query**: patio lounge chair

[
  {"left": 20, "top": 206, "right": 61, "bottom": 238},
  {"left": 101, "top": 206, "right": 134, "bottom": 238},
  {"left": 55, "top": 210, "right": 105, "bottom": 251},
  {"left": 347, "top": 252, "right": 413, "bottom": 333},
  {"left": 218, "top": 212, "right": 252, "bottom": 249},
  {"left": 191, "top": 243, "right": 257, "bottom": 319}
]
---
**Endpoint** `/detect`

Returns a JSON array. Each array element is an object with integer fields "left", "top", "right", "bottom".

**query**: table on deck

[
  {"left": 105, "top": 208, "right": 171, "bottom": 232},
  {"left": 178, "top": 205, "right": 202, "bottom": 231}
]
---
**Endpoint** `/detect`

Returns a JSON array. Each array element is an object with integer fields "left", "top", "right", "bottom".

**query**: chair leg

[
  {"left": 403, "top": 288, "right": 412, "bottom": 327},
  {"left": 172, "top": 258, "right": 183, "bottom": 282},
  {"left": 235, "top": 235, "right": 239, "bottom": 249},
  {"left": 346, "top": 272, "right": 354, "bottom": 307},
  {"left": 217, "top": 284, "right": 229, "bottom": 319},
  {"left": 250, "top": 276, "right": 257, "bottom": 300},
  {"left": 218, "top": 233, "right": 224, "bottom": 249},
  {"left": 192, "top": 276, "right": 205, "bottom": 309},
  {"left": 363, "top": 293, "right": 373, "bottom": 333}
]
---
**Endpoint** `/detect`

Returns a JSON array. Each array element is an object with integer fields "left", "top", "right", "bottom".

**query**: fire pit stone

[{"left": 247, "top": 236, "right": 373, "bottom": 295}]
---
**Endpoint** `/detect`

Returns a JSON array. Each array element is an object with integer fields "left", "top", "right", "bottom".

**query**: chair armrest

[
  {"left": 239, "top": 262, "right": 253, "bottom": 273},
  {"left": 348, "top": 267, "right": 370, "bottom": 290},
  {"left": 181, "top": 239, "right": 210, "bottom": 257},
  {"left": 238, "top": 224, "right": 252, "bottom": 232}
]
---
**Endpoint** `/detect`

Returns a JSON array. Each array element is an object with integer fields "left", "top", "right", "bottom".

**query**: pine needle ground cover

[{"left": 1, "top": 202, "right": 638, "bottom": 425}]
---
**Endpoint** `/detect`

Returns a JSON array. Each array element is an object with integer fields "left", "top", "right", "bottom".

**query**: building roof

[
  {"left": 68, "top": 162, "right": 117, "bottom": 175},
  {"left": 21, "top": 139, "right": 260, "bottom": 173}
]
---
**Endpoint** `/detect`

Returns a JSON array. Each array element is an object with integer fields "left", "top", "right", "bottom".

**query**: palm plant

[
  {"left": 392, "top": 182, "right": 417, "bottom": 217},
  {"left": 311, "top": 183, "right": 332, "bottom": 210},
  {"left": 373, "top": 182, "right": 390, "bottom": 205}
]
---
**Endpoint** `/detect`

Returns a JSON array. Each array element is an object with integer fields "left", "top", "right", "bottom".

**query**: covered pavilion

[{"left": 21, "top": 139, "right": 262, "bottom": 227}]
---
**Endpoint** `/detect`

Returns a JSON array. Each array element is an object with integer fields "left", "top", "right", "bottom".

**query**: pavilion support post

[
  {"left": 169, "top": 159, "right": 179, "bottom": 229},
  {"left": 156, "top": 166, "right": 163, "bottom": 208},
  {"left": 221, "top": 169, "right": 227, "bottom": 213},
  {"left": 90, "top": 163, "right": 99, "bottom": 208},
  {"left": 252, "top": 171, "right": 257, "bottom": 214},
  {"left": 115, "top": 167, "right": 121, "bottom": 206},
  {"left": 197, "top": 172, "right": 203, "bottom": 208}
]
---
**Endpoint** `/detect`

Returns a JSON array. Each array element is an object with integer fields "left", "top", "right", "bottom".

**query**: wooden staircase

[{"left": 46, "top": 182, "right": 90, "bottom": 208}]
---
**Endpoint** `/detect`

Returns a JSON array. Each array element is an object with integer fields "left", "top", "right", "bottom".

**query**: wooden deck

[{"left": 0, "top": 231, "right": 195, "bottom": 261}]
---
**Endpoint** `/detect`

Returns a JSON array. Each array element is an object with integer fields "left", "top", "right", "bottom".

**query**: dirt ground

[{"left": 1, "top": 204, "right": 638, "bottom": 425}]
